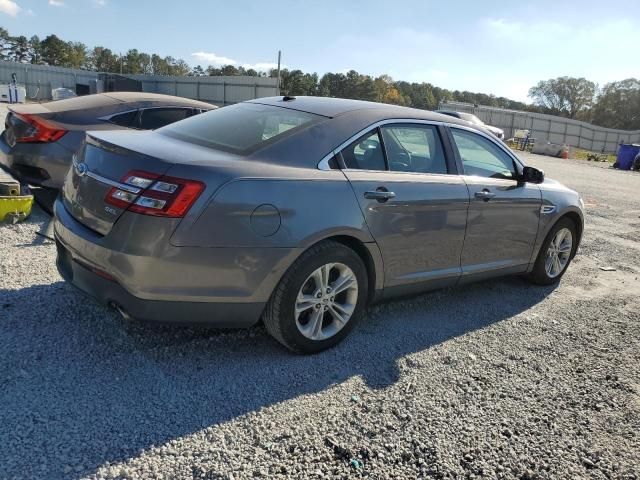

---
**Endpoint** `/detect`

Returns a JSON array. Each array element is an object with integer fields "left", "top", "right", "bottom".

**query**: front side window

[
  {"left": 451, "top": 128, "right": 516, "bottom": 179},
  {"left": 341, "top": 130, "right": 386, "bottom": 171},
  {"left": 159, "top": 103, "right": 324, "bottom": 154},
  {"left": 380, "top": 124, "right": 448, "bottom": 174}
]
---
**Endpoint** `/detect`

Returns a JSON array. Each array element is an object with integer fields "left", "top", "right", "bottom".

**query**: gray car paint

[
  {"left": 53, "top": 96, "right": 584, "bottom": 327},
  {"left": 1, "top": 93, "right": 214, "bottom": 189}
]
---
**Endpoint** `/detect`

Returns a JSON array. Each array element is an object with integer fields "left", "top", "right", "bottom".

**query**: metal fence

[
  {"left": 126, "top": 74, "right": 279, "bottom": 106},
  {"left": 0, "top": 60, "right": 279, "bottom": 105},
  {"left": 0, "top": 61, "right": 97, "bottom": 101},
  {"left": 440, "top": 101, "right": 640, "bottom": 153}
]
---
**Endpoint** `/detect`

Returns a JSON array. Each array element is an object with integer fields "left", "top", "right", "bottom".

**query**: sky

[{"left": 1, "top": 0, "right": 639, "bottom": 102}]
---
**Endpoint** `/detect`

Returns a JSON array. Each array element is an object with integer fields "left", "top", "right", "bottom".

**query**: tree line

[
  {"left": 1, "top": 27, "right": 638, "bottom": 130},
  {"left": 528, "top": 77, "right": 640, "bottom": 130}
]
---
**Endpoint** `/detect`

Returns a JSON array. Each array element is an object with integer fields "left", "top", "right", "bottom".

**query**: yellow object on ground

[{"left": 0, "top": 195, "right": 34, "bottom": 223}]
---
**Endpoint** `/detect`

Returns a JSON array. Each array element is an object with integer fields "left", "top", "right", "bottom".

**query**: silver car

[
  {"left": 54, "top": 96, "right": 584, "bottom": 353},
  {"left": 1, "top": 92, "right": 214, "bottom": 189},
  {"left": 435, "top": 110, "right": 505, "bottom": 140}
]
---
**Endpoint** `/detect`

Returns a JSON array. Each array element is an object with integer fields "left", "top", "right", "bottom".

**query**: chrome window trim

[{"left": 317, "top": 118, "right": 446, "bottom": 171}]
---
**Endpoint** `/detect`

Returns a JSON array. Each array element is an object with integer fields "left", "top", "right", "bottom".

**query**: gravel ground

[{"left": 1, "top": 153, "right": 639, "bottom": 479}]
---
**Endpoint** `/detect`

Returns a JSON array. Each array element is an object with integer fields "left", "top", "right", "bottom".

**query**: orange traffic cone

[{"left": 561, "top": 145, "right": 569, "bottom": 159}]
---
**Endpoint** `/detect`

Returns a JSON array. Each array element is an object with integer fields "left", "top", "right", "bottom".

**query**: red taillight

[
  {"left": 13, "top": 113, "right": 68, "bottom": 143},
  {"left": 105, "top": 170, "right": 205, "bottom": 218}
]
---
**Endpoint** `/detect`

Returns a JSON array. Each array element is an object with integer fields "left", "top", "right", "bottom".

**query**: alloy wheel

[
  {"left": 295, "top": 262, "right": 359, "bottom": 341},
  {"left": 545, "top": 227, "right": 573, "bottom": 278}
]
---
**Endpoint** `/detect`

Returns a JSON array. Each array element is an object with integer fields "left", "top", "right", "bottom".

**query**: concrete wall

[
  {"left": 0, "top": 60, "right": 279, "bottom": 105},
  {"left": 440, "top": 101, "right": 640, "bottom": 153}
]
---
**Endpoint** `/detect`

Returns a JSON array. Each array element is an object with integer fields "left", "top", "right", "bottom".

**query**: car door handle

[
  {"left": 364, "top": 189, "right": 396, "bottom": 201},
  {"left": 474, "top": 189, "right": 496, "bottom": 201}
]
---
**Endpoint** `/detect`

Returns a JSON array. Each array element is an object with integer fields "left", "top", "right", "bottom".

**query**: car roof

[
  {"left": 101, "top": 92, "right": 214, "bottom": 109},
  {"left": 248, "top": 96, "right": 469, "bottom": 124},
  {"left": 34, "top": 92, "right": 214, "bottom": 113}
]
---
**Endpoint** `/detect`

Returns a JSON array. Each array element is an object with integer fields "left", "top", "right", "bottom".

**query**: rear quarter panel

[{"left": 170, "top": 169, "right": 373, "bottom": 248}]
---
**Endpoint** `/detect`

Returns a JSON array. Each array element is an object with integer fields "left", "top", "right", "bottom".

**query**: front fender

[{"left": 529, "top": 184, "right": 584, "bottom": 267}]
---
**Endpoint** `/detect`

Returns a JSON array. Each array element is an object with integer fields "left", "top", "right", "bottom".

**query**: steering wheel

[{"left": 391, "top": 151, "right": 412, "bottom": 171}]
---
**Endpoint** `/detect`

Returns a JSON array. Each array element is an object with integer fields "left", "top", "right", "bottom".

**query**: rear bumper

[
  {"left": 54, "top": 197, "right": 301, "bottom": 326},
  {"left": 55, "top": 239, "right": 265, "bottom": 326},
  {"left": 0, "top": 133, "right": 72, "bottom": 188}
]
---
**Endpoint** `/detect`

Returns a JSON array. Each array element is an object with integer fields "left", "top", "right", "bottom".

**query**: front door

[
  {"left": 340, "top": 123, "right": 469, "bottom": 292},
  {"left": 449, "top": 127, "right": 541, "bottom": 278}
]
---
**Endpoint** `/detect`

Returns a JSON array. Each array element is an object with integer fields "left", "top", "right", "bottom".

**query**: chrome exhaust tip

[{"left": 109, "top": 301, "right": 133, "bottom": 321}]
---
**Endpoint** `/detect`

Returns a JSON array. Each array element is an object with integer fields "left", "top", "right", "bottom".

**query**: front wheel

[
  {"left": 527, "top": 218, "right": 577, "bottom": 285},
  {"left": 263, "top": 241, "right": 368, "bottom": 354}
]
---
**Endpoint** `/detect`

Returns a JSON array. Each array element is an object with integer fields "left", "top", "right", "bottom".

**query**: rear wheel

[
  {"left": 527, "top": 218, "right": 577, "bottom": 285},
  {"left": 264, "top": 241, "right": 368, "bottom": 354}
]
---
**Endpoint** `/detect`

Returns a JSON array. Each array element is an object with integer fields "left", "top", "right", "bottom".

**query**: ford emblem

[{"left": 73, "top": 156, "right": 88, "bottom": 177}]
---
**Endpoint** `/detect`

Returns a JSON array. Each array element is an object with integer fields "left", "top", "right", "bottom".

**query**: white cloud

[
  {"left": 191, "top": 52, "right": 239, "bottom": 66},
  {"left": 0, "top": 0, "right": 21, "bottom": 16},
  {"left": 191, "top": 52, "right": 279, "bottom": 72},
  {"left": 25, "top": 7, "right": 33, "bottom": 15},
  {"left": 242, "top": 62, "right": 279, "bottom": 72},
  {"left": 48, "top": 0, "right": 64, "bottom": 6},
  {"left": 482, "top": 17, "right": 524, "bottom": 37},
  {"left": 94, "top": 0, "right": 106, "bottom": 6}
]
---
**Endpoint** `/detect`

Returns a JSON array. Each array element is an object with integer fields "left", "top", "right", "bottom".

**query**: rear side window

[
  {"left": 158, "top": 103, "right": 324, "bottom": 154},
  {"left": 138, "top": 108, "right": 192, "bottom": 130},
  {"left": 108, "top": 110, "right": 137, "bottom": 127}
]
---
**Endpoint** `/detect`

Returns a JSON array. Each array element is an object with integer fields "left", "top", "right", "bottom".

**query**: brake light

[
  {"left": 105, "top": 170, "right": 205, "bottom": 218},
  {"left": 12, "top": 113, "right": 68, "bottom": 143}
]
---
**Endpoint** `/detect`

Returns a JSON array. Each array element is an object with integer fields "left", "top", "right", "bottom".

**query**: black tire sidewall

[{"left": 276, "top": 245, "right": 368, "bottom": 354}]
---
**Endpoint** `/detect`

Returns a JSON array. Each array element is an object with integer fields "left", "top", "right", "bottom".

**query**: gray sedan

[
  {"left": 53, "top": 96, "right": 584, "bottom": 353},
  {"left": 1, "top": 92, "right": 214, "bottom": 188}
]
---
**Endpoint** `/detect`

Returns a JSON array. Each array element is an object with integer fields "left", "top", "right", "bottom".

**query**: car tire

[
  {"left": 527, "top": 218, "right": 578, "bottom": 286},
  {"left": 263, "top": 240, "right": 368, "bottom": 354}
]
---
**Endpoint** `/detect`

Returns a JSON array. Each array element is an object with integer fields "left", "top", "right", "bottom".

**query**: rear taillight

[
  {"left": 105, "top": 170, "right": 205, "bottom": 218},
  {"left": 12, "top": 113, "right": 68, "bottom": 143}
]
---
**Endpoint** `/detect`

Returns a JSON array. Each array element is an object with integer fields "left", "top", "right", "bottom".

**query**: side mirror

[{"left": 521, "top": 166, "right": 544, "bottom": 184}]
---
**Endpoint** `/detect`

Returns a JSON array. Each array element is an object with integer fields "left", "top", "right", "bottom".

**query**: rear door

[
  {"left": 340, "top": 122, "right": 469, "bottom": 293},
  {"left": 448, "top": 126, "right": 541, "bottom": 278}
]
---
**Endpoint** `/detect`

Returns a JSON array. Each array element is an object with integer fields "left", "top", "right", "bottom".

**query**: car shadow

[{"left": 0, "top": 277, "right": 556, "bottom": 478}]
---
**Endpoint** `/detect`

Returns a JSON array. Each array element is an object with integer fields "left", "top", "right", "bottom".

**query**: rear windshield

[{"left": 157, "top": 102, "right": 325, "bottom": 154}]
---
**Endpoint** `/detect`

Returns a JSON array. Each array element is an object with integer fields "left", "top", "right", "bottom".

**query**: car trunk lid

[
  {"left": 61, "top": 130, "right": 241, "bottom": 236},
  {"left": 61, "top": 134, "right": 174, "bottom": 235}
]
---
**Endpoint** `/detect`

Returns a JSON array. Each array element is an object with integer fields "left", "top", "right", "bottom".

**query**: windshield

[
  {"left": 458, "top": 113, "right": 485, "bottom": 125},
  {"left": 158, "top": 102, "right": 324, "bottom": 154}
]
